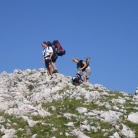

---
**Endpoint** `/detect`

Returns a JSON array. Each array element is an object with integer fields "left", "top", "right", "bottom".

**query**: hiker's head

[
  {"left": 72, "top": 58, "right": 79, "bottom": 63},
  {"left": 42, "top": 41, "right": 47, "bottom": 48}
]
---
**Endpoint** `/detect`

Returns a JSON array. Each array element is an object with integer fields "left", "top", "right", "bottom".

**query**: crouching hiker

[
  {"left": 72, "top": 58, "right": 87, "bottom": 82},
  {"left": 42, "top": 41, "right": 53, "bottom": 79}
]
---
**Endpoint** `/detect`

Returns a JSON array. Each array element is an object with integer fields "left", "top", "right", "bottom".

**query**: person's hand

[
  {"left": 48, "top": 57, "right": 51, "bottom": 60},
  {"left": 79, "top": 68, "right": 82, "bottom": 71},
  {"left": 42, "top": 58, "right": 44, "bottom": 64}
]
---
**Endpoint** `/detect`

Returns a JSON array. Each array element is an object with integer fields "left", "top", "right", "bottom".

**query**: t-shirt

[
  {"left": 77, "top": 60, "right": 86, "bottom": 72},
  {"left": 43, "top": 46, "right": 53, "bottom": 58}
]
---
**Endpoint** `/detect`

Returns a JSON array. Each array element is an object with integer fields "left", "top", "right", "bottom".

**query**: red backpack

[{"left": 52, "top": 40, "right": 66, "bottom": 56}]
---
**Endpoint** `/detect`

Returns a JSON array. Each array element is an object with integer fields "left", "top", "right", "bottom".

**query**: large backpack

[
  {"left": 72, "top": 73, "right": 83, "bottom": 86},
  {"left": 52, "top": 40, "right": 66, "bottom": 56}
]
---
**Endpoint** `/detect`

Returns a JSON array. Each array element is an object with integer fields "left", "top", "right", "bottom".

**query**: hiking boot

[
  {"left": 53, "top": 70, "right": 58, "bottom": 73},
  {"left": 55, "top": 70, "right": 58, "bottom": 73}
]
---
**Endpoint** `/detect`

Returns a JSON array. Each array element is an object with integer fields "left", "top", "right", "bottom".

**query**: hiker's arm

[
  {"left": 79, "top": 62, "right": 87, "bottom": 70},
  {"left": 48, "top": 47, "right": 53, "bottom": 59},
  {"left": 42, "top": 56, "right": 44, "bottom": 64},
  {"left": 49, "top": 52, "right": 53, "bottom": 59}
]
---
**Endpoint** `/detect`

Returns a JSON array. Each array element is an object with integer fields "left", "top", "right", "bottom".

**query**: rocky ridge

[{"left": 0, "top": 68, "right": 138, "bottom": 138}]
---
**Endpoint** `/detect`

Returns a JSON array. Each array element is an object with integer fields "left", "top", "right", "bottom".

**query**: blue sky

[{"left": 0, "top": 1, "right": 138, "bottom": 94}]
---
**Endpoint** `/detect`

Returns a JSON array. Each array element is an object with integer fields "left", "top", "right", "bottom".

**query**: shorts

[
  {"left": 80, "top": 70, "right": 87, "bottom": 77},
  {"left": 45, "top": 59, "right": 52, "bottom": 68},
  {"left": 85, "top": 67, "right": 91, "bottom": 79},
  {"left": 52, "top": 57, "right": 58, "bottom": 63}
]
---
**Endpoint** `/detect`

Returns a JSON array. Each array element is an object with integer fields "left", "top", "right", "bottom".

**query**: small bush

[{"left": 27, "top": 84, "right": 34, "bottom": 91}]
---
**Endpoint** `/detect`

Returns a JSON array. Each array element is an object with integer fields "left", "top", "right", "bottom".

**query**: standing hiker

[
  {"left": 42, "top": 41, "right": 53, "bottom": 78},
  {"left": 85, "top": 57, "right": 91, "bottom": 82},
  {"left": 47, "top": 41, "right": 58, "bottom": 73},
  {"left": 72, "top": 58, "right": 87, "bottom": 82}
]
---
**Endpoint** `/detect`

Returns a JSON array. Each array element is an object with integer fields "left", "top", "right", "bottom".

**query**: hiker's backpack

[
  {"left": 72, "top": 73, "right": 83, "bottom": 86},
  {"left": 52, "top": 46, "right": 58, "bottom": 60},
  {"left": 52, "top": 40, "right": 66, "bottom": 56}
]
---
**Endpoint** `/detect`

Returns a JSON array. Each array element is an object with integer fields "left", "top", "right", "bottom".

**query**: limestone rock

[
  {"left": 118, "top": 124, "right": 135, "bottom": 138},
  {"left": 100, "top": 110, "right": 123, "bottom": 123},
  {"left": 127, "top": 112, "right": 138, "bottom": 124},
  {"left": 0, "top": 68, "right": 137, "bottom": 137},
  {"left": 69, "top": 129, "right": 90, "bottom": 138},
  {"left": 1, "top": 129, "right": 16, "bottom": 138},
  {"left": 76, "top": 107, "right": 88, "bottom": 114}
]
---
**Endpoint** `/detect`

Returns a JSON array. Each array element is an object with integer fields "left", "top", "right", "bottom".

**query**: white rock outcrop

[
  {"left": 127, "top": 112, "right": 138, "bottom": 124},
  {"left": 0, "top": 68, "right": 137, "bottom": 138}
]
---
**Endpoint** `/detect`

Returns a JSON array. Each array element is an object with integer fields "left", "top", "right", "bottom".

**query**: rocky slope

[{"left": 0, "top": 68, "right": 138, "bottom": 138}]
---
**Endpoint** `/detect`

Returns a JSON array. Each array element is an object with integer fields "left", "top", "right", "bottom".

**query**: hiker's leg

[
  {"left": 52, "top": 62, "right": 57, "bottom": 71},
  {"left": 83, "top": 75, "right": 87, "bottom": 82},
  {"left": 47, "top": 59, "right": 53, "bottom": 76},
  {"left": 52, "top": 57, "right": 58, "bottom": 73},
  {"left": 82, "top": 71, "right": 87, "bottom": 82},
  {"left": 47, "top": 69, "right": 50, "bottom": 76},
  {"left": 45, "top": 60, "right": 50, "bottom": 76},
  {"left": 86, "top": 68, "right": 91, "bottom": 82},
  {"left": 46, "top": 59, "right": 52, "bottom": 76},
  {"left": 46, "top": 64, "right": 50, "bottom": 76},
  {"left": 48, "top": 64, "right": 53, "bottom": 76}
]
